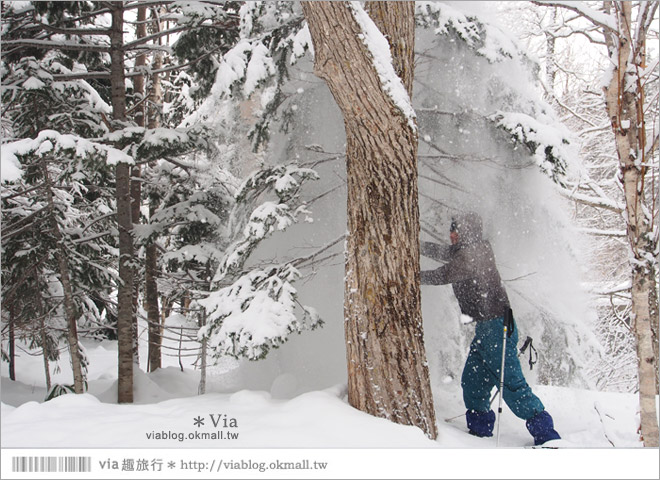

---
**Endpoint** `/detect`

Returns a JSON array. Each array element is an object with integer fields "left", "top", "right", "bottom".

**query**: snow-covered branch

[
  {"left": 22, "top": 23, "right": 111, "bottom": 36},
  {"left": 198, "top": 264, "right": 322, "bottom": 361},
  {"left": 532, "top": 1, "right": 618, "bottom": 33},
  {"left": 578, "top": 227, "right": 627, "bottom": 238},
  {"left": 558, "top": 187, "right": 625, "bottom": 214},
  {"left": 634, "top": 1, "right": 659, "bottom": 56},
  {"left": 1, "top": 38, "right": 110, "bottom": 52},
  {"left": 123, "top": 25, "right": 190, "bottom": 50},
  {"left": 591, "top": 281, "right": 633, "bottom": 296}
]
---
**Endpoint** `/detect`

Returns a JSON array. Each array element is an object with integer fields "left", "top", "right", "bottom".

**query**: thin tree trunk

[
  {"left": 302, "top": 1, "right": 438, "bottom": 439},
  {"left": 145, "top": 225, "right": 161, "bottom": 372},
  {"left": 161, "top": 296, "right": 172, "bottom": 326},
  {"left": 544, "top": 7, "right": 557, "bottom": 103},
  {"left": 39, "top": 158, "right": 85, "bottom": 394},
  {"left": 111, "top": 2, "right": 135, "bottom": 404},
  {"left": 603, "top": 1, "right": 658, "bottom": 447},
  {"left": 40, "top": 313, "right": 52, "bottom": 393},
  {"left": 198, "top": 311, "right": 207, "bottom": 395},
  {"left": 649, "top": 268, "right": 659, "bottom": 396},
  {"left": 146, "top": 21, "right": 164, "bottom": 373},
  {"left": 8, "top": 304, "right": 16, "bottom": 381},
  {"left": 35, "top": 286, "right": 52, "bottom": 393},
  {"left": 130, "top": 6, "right": 147, "bottom": 366},
  {"left": 53, "top": 212, "right": 84, "bottom": 395}
]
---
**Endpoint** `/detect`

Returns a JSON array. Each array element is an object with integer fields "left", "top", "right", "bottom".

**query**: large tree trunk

[
  {"left": 111, "top": 2, "right": 135, "bottom": 404},
  {"left": 603, "top": 1, "right": 659, "bottom": 447},
  {"left": 302, "top": 1, "right": 437, "bottom": 439}
]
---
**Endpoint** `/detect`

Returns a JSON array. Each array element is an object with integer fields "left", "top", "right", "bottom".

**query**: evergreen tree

[
  {"left": 1, "top": 1, "right": 210, "bottom": 400},
  {"left": 1, "top": 12, "right": 118, "bottom": 392}
]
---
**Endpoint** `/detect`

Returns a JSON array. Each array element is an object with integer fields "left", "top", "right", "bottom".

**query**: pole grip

[{"left": 504, "top": 308, "right": 514, "bottom": 337}]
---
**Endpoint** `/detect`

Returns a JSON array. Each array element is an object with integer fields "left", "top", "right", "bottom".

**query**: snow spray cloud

[
  {"left": 412, "top": 6, "right": 597, "bottom": 389},
  {"left": 212, "top": 1, "right": 599, "bottom": 394}
]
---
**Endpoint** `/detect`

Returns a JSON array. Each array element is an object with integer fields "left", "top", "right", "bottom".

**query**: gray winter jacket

[{"left": 420, "top": 212, "right": 511, "bottom": 322}]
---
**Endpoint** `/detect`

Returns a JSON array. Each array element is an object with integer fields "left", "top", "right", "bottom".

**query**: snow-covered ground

[{"left": 1, "top": 336, "right": 658, "bottom": 479}]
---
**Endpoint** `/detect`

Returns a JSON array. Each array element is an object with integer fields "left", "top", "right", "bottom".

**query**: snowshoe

[{"left": 527, "top": 439, "right": 575, "bottom": 449}]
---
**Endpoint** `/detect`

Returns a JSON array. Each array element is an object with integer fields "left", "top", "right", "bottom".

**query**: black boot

[
  {"left": 466, "top": 409, "right": 496, "bottom": 437},
  {"left": 526, "top": 410, "right": 561, "bottom": 446}
]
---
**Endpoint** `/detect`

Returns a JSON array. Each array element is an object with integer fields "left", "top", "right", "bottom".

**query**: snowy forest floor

[
  {"left": 0, "top": 336, "right": 649, "bottom": 449},
  {"left": 2, "top": 337, "right": 660, "bottom": 479}
]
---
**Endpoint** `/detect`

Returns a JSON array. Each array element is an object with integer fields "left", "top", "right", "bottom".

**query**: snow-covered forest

[{"left": 1, "top": 1, "right": 659, "bottom": 478}]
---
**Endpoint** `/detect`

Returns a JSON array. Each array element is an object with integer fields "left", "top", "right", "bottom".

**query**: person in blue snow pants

[
  {"left": 463, "top": 316, "right": 543, "bottom": 419},
  {"left": 420, "top": 212, "right": 561, "bottom": 446}
]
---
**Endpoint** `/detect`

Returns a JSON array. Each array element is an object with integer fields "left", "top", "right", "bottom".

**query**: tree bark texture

[
  {"left": 363, "top": 2, "right": 415, "bottom": 96},
  {"left": 111, "top": 2, "right": 135, "bottom": 404},
  {"left": 603, "top": 1, "right": 658, "bottom": 447},
  {"left": 302, "top": 1, "right": 438, "bottom": 439},
  {"left": 146, "top": 232, "right": 162, "bottom": 373}
]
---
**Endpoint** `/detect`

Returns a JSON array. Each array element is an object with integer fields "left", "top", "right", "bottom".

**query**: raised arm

[
  {"left": 420, "top": 240, "right": 451, "bottom": 262},
  {"left": 420, "top": 247, "right": 475, "bottom": 285}
]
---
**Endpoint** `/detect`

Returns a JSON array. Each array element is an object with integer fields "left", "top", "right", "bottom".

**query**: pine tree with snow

[
  {"left": 154, "top": 2, "right": 325, "bottom": 364},
  {"left": 1, "top": 1, "right": 218, "bottom": 401},
  {"left": 1, "top": 10, "right": 120, "bottom": 392}
]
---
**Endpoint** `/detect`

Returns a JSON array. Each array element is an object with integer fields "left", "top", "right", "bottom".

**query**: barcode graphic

[{"left": 11, "top": 456, "right": 92, "bottom": 473}]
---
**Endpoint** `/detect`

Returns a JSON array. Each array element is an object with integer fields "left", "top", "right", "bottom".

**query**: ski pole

[
  {"left": 496, "top": 309, "right": 513, "bottom": 447},
  {"left": 445, "top": 389, "right": 499, "bottom": 423}
]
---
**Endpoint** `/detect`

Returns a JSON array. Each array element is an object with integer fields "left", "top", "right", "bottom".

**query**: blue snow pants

[{"left": 461, "top": 316, "right": 545, "bottom": 420}]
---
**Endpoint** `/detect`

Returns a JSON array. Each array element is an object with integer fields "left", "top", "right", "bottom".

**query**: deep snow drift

[
  {"left": 2, "top": 335, "right": 658, "bottom": 480},
  {"left": 0, "top": 362, "right": 646, "bottom": 448},
  {"left": 1, "top": 318, "right": 647, "bottom": 449}
]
